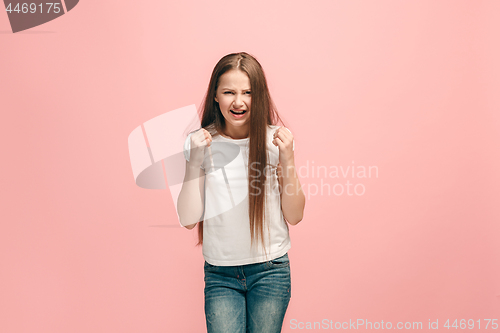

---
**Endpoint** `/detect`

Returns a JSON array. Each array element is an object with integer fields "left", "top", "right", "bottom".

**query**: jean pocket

[
  {"left": 204, "top": 261, "right": 219, "bottom": 271},
  {"left": 266, "top": 253, "right": 290, "bottom": 269}
]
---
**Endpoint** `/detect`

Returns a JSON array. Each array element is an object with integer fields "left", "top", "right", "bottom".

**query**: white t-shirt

[{"left": 183, "top": 124, "right": 293, "bottom": 266}]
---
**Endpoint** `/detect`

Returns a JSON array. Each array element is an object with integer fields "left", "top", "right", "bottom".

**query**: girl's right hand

[{"left": 189, "top": 128, "right": 212, "bottom": 168}]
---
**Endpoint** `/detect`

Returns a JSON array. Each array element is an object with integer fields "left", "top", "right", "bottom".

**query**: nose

[{"left": 233, "top": 93, "right": 244, "bottom": 107}]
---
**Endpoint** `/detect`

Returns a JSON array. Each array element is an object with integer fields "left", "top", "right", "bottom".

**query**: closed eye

[{"left": 222, "top": 91, "right": 251, "bottom": 95}]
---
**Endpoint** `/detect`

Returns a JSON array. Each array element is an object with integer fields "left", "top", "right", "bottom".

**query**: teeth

[{"left": 232, "top": 110, "right": 245, "bottom": 114}]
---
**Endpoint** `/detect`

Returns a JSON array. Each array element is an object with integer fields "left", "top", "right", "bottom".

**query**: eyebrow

[{"left": 220, "top": 87, "right": 251, "bottom": 91}]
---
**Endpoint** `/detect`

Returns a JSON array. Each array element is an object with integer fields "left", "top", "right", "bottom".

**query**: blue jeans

[{"left": 204, "top": 252, "right": 291, "bottom": 333}]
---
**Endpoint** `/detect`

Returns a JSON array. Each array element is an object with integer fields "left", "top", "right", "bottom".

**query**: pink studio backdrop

[{"left": 1, "top": 0, "right": 499, "bottom": 332}]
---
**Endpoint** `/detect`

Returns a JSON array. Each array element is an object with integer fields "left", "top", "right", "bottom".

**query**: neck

[{"left": 222, "top": 125, "right": 249, "bottom": 139}]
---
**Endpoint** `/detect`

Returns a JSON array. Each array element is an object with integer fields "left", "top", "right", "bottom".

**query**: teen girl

[{"left": 177, "top": 52, "right": 305, "bottom": 333}]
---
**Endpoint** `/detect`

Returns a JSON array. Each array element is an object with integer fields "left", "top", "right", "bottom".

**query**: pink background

[{"left": 1, "top": 0, "right": 499, "bottom": 332}]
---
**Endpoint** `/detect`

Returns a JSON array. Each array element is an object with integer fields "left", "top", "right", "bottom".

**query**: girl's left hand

[{"left": 273, "top": 126, "right": 295, "bottom": 167}]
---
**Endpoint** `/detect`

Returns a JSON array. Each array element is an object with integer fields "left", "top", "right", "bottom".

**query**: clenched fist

[{"left": 189, "top": 128, "right": 212, "bottom": 168}]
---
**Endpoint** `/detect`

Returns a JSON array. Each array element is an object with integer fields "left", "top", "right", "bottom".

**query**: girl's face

[{"left": 214, "top": 69, "right": 252, "bottom": 137}]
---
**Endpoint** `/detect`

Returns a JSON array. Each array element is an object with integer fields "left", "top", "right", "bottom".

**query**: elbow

[
  {"left": 286, "top": 214, "right": 303, "bottom": 226},
  {"left": 184, "top": 223, "right": 197, "bottom": 230},
  {"left": 178, "top": 215, "right": 197, "bottom": 230}
]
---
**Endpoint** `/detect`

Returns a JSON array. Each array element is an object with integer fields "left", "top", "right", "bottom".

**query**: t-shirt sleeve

[
  {"left": 183, "top": 133, "right": 192, "bottom": 162},
  {"left": 183, "top": 132, "right": 205, "bottom": 169}
]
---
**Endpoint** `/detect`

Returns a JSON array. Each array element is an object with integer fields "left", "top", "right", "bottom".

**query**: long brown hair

[{"left": 195, "top": 52, "right": 286, "bottom": 256}]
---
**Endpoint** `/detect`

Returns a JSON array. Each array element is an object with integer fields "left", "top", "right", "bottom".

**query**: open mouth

[{"left": 230, "top": 110, "right": 247, "bottom": 115}]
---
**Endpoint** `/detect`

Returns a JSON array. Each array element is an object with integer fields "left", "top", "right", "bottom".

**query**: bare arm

[
  {"left": 278, "top": 162, "right": 305, "bottom": 225},
  {"left": 177, "top": 162, "right": 205, "bottom": 229},
  {"left": 176, "top": 128, "right": 211, "bottom": 230},
  {"left": 273, "top": 126, "right": 305, "bottom": 225}
]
